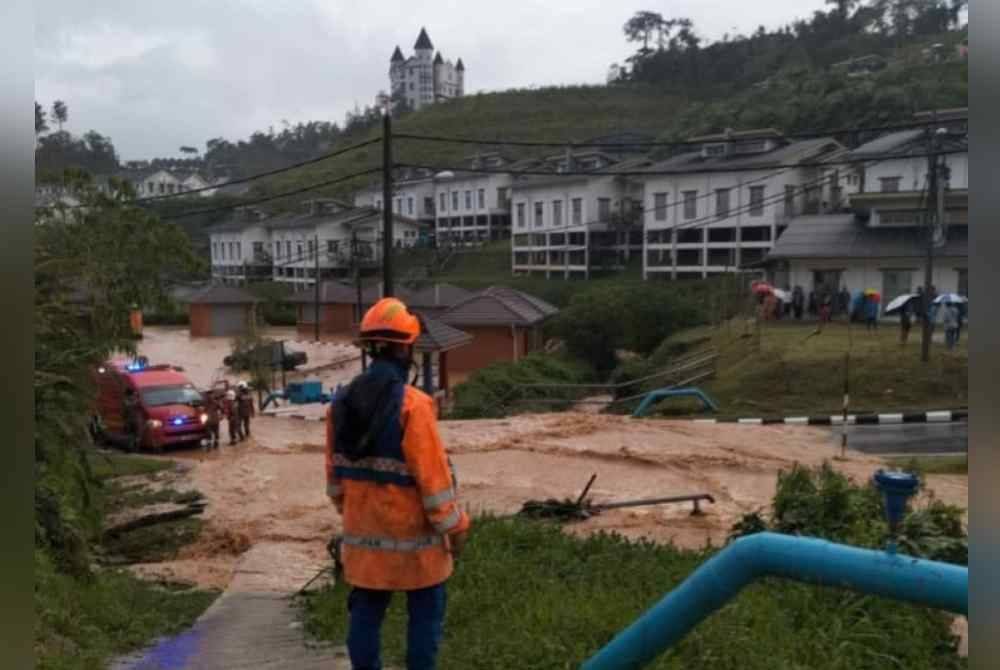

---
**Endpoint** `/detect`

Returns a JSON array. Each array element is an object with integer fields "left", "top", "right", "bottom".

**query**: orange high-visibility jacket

[{"left": 326, "top": 377, "right": 470, "bottom": 591}]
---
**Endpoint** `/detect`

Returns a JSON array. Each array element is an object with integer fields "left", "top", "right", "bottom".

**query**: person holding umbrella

[
  {"left": 862, "top": 290, "right": 880, "bottom": 331},
  {"left": 885, "top": 292, "right": 919, "bottom": 345}
]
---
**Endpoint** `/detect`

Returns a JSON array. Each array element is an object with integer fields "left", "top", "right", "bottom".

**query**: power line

[
  {"left": 159, "top": 167, "right": 382, "bottom": 220},
  {"left": 393, "top": 117, "right": 967, "bottom": 150},
  {"left": 396, "top": 148, "right": 964, "bottom": 179},
  {"left": 130, "top": 137, "right": 382, "bottom": 204}
]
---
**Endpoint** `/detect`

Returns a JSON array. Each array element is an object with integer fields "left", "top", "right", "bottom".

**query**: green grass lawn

[
  {"left": 643, "top": 320, "right": 967, "bottom": 418},
  {"left": 302, "top": 516, "right": 964, "bottom": 669},
  {"left": 35, "top": 551, "right": 219, "bottom": 670},
  {"left": 36, "top": 452, "right": 218, "bottom": 670}
]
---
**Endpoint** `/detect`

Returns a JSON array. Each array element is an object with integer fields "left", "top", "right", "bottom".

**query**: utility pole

[
  {"left": 313, "top": 235, "right": 320, "bottom": 342},
  {"left": 353, "top": 232, "right": 367, "bottom": 372},
  {"left": 382, "top": 113, "right": 394, "bottom": 298},
  {"left": 920, "top": 126, "right": 944, "bottom": 363}
]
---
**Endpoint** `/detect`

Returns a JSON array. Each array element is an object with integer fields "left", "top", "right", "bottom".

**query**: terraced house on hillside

[
  {"left": 207, "top": 199, "right": 428, "bottom": 289},
  {"left": 640, "top": 129, "right": 845, "bottom": 280},
  {"left": 509, "top": 149, "right": 650, "bottom": 279},
  {"left": 763, "top": 108, "right": 968, "bottom": 302}
]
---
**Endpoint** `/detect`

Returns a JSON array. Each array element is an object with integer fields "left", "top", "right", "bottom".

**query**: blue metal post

[{"left": 582, "top": 532, "right": 967, "bottom": 670}]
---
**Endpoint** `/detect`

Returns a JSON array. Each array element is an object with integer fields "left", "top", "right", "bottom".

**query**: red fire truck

[{"left": 91, "top": 357, "right": 210, "bottom": 452}]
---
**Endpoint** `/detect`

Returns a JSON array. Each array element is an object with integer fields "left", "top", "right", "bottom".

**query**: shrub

[{"left": 448, "top": 353, "right": 594, "bottom": 419}]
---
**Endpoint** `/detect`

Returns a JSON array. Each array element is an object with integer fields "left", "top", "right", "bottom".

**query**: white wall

[
  {"left": 784, "top": 256, "right": 967, "bottom": 298},
  {"left": 861, "top": 152, "right": 968, "bottom": 194}
]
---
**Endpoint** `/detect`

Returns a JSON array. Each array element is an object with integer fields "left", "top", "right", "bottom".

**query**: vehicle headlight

[
  {"left": 147, "top": 419, "right": 163, "bottom": 429},
  {"left": 199, "top": 413, "right": 208, "bottom": 425}
]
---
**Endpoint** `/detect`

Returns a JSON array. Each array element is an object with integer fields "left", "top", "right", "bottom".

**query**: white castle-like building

[{"left": 388, "top": 27, "right": 464, "bottom": 111}]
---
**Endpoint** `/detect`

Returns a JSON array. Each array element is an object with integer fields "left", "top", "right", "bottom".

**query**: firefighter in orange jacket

[{"left": 326, "top": 297, "right": 470, "bottom": 670}]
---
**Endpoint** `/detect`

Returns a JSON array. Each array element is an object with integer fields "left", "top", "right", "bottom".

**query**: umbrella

[
  {"left": 751, "top": 281, "right": 774, "bottom": 295},
  {"left": 884, "top": 293, "right": 918, "bottom": 315},
  {"left": 772, "top": 288, "right": 791, "bottom": 302},
  {"left": 933, "top": 293, "right": 967, "bottom": 305}
]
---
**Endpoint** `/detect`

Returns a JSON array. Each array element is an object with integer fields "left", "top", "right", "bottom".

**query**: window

[
  {"left": 708, "top": 228, "right": 735, "bottom": 242},
  {"left": 274, "top": 241, "right": 280, "bottom": 258},
  {"left": 285, "top": 241, "right": 292, "bottom": 258},
  {"left": 228, "top": 242, "right": 235, "bottom": 259},
  {"left": 654, "top": 193, "right": 668, "bottom": 221},
  {"left": 534, "top": 201, "right": 544, "bottom": 227},
  {"left": 880, "top": 177, "right": 901, "bottom": 193},
  {"left": 159, "top": 183, "right": 165, "bottom": 194},
  {"left": 704, "top": 143, "right": 727, "bottom": 157},
  {"left": 571, "top": 198, "right": 582, "bottom": 225},
  {"left": 957, "top": 268, "right": 968, "bottom": 297},
  {"left": 395, "top": 198, "right": 402, "bottom": 213},
  {"left": 881, "top": 269, "right": 913, "bottom": 305},
  {"left": 307, "top": 239, "right": 315, "bottom": 257},
  {"left": 550, "top": 232, "right": 566, "bottom": 246},
  {"left": 252, "top": 241, "right": 264, "bottom": 257},
  {"left": 497, "top": 187, "right": 509, "bottom": 206},
  {"left": 477, "top": 189, "right": 485, "bottom": 209},
  {"left": 715, "top": 188, "right": 730, "bottom": 219},
  {"left": 220, "top": 243, "right": 226, "bottom": 260},
  {"left": 683, "top": 190, "right": 698, "bottom": 220},
  {"left": 677, "top": 229, "right": 703, "bottom": 244},
  {"left": 465, "top": 190, "right": 472, "bottom": 210},
  {"left": 424, "top": 197, "right": 434, "bottom": 214},
  {"left": 597, "top": 198, "right": 611, "bottom": 221},
  {"left": 516, "top": 203, "right": 526, "bottom": 228},
  {"left": 407, "top": 197, "right": 414, "bottom": 215},
  {"left": 167, "top": 184, "right": 175, "bottom": 194},
  {"left": 742, "top": 226, "right": 771, "bottom": 242},
  {"left": 552, "top": 200, "right": 563, "bottom": 227},
  {"left": 440, "top": 192, "right": 447, "bottom": 212},
  {"left": 749, "top": 186, "right": 765, "bottom": 217},
  {"left": 327, "top": 240, "right": 337, "bottom": 254},
  {"left": 376, "top": 199, "right": 382, "bottom": 210},
  {"left": 297, "top": 242, "right": 303, "bottom": 259},
  {"left": 784, "top": 185, "right": 796, "bottom": 216},
  {"left": 452, "top": 191, "right": 459, "bottom": 210}
]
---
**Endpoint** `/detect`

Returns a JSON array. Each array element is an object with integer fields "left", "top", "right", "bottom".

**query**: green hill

[{"left": 257, "top": 54, "right": 965, "bottom": 207}]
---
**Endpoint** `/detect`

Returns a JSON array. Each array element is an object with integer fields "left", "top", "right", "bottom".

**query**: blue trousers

[{"left": 347, "top": 583, "right": 447, "bottom": 670}]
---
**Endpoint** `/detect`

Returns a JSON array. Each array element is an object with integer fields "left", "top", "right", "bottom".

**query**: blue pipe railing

[{"left": 582, "top": 531, "right": 968, "bottom": 670}]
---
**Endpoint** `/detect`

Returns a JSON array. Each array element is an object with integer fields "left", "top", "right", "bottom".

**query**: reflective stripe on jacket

[{"left": 325, "top": 363, "right": 469, "bottom": 591}]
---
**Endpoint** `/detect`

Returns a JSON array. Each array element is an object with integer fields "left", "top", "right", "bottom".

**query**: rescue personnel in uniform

[
  {"left": 236, "top": 381, "right": 255, "bottom": 440},
  {"left": 203, "top": 391, "right": 222, "bottom": 450},
  {"left": 123, "top": 387, "right": 142, "bottom": 451},
  {"left": 326, "top": 297, "right": 470, "bottom": 670},
  {"left": 224, "top": 389, "right": 241, "bottom": 445}
]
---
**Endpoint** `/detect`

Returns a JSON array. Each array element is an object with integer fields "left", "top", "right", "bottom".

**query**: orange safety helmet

[{"left": 358, "top": 297, "right": 421, "bottom": 345}]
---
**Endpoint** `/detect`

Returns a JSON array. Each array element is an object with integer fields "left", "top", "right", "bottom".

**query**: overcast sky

[{"left": 35, "top": 0, "right": 828, "bottom": 161}]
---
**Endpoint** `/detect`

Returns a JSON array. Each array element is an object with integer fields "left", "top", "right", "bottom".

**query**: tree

[
  {"left": 35, "top": 102, "right": 48, "bottom": 134},
  {"left": 51, "top": 100, "right": 68, "bottom": 132},
  {"left": 35, "top": 172, "right": 200, "bottom": 573},
  {"left": 623, "top": 11, "right": 666, "bottom": 52}
]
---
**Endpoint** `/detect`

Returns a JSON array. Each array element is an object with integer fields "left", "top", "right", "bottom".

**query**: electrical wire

[
  {"left": 159, "top": 167, "right": 382, "bottom": 220},
  {"left": 125, "top": 137, "right": 382, "bottom": 205},
  {"left": 395, "top": 148, "right": 964, "bottom": 179},
  {"left": 393, "top": 117, "right": 966, "bottom": 150}
]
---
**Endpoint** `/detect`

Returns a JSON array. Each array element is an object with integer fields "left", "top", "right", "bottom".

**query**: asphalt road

[{"left": 827, "top": 422, "right": 968, "bottom": 455}]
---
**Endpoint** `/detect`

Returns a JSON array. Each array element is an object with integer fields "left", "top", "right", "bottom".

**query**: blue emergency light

[{"left": 172, "top": 417, "right": 184, "bottom": 426}]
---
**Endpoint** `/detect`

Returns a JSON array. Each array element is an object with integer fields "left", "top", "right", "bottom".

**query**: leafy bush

[
  {"left": 551, "top": 283, "right": 705, "bottom": 377},
  {"left": 448, "top": 353, "right": 595, "bottom": 419},
  {"left": 730, "top": 463, "right": 967, "bottom": 565}
]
